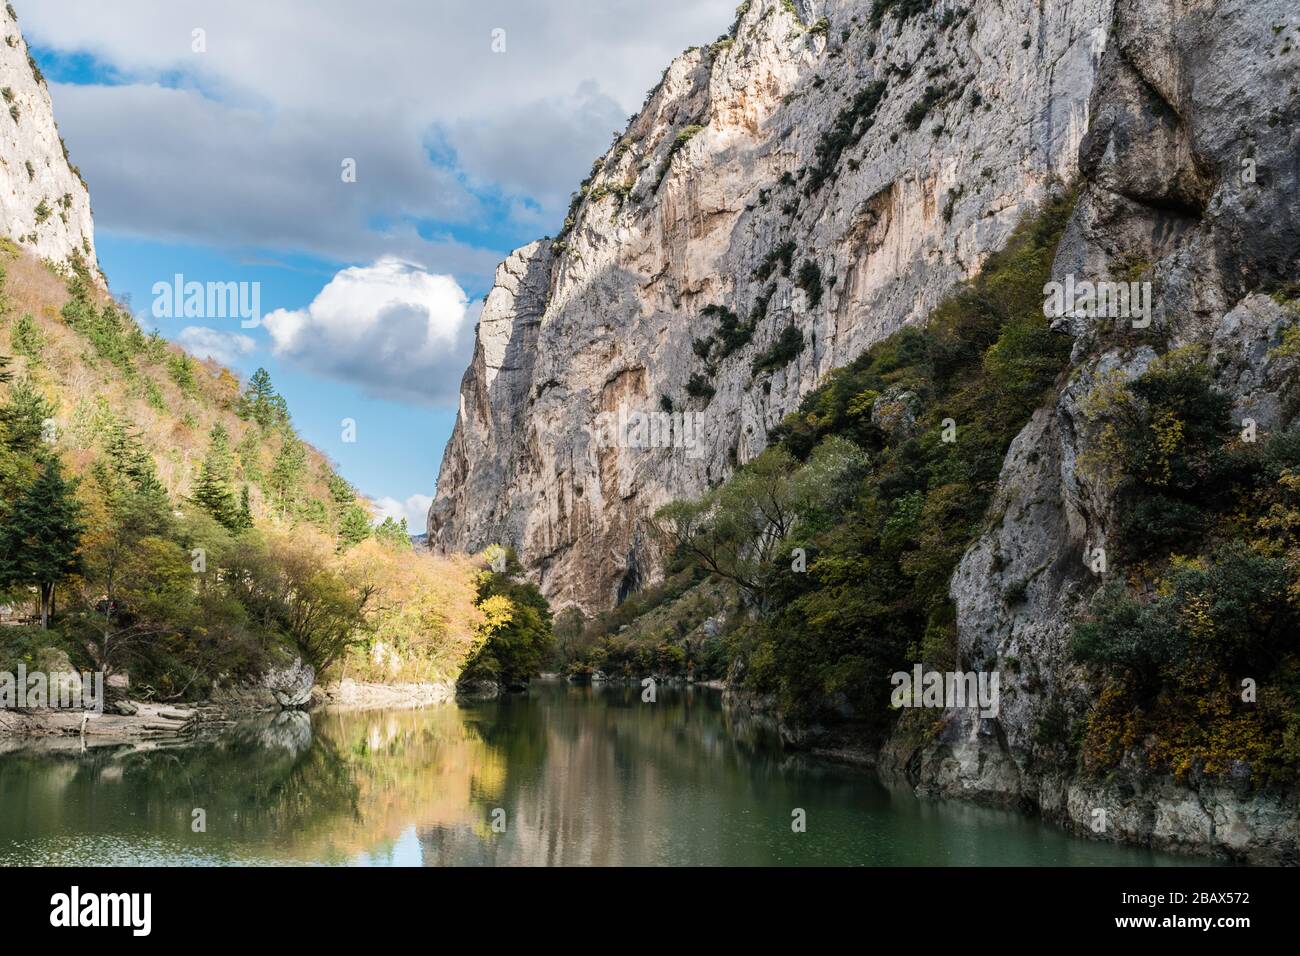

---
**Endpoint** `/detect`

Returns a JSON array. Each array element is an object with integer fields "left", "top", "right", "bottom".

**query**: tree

[
  {"left": 648, "top": 446, "right": 807, "bottom": 610},
  {"left": 269, "top": 532, "right": 375, "bottom": 672},
  {"left": 240, "top": 367, "right": 286, "bottom": 429},
  {"left": 191, "top": 422, "right": 241, "bottom": 530},
  {"left": 236, "top": 485, "right": 253, "bottom": 530},
  {"left": 269, "top": 433, "right": 307, "bottom": 518},
  {"left": 461, "top": 554, "right": 554, "bottom": 687},
  {"left": 374, "top": 516, "right": 412, "bottom": 549},
  {"left": 0, "top": 457, "right": 84, "bottom": 627},
  {"left": 10, "top": 313, "right": 45, "bottom": 363},
  {"left": 0, "top": 372, "right": 54, "bottom": 506},
  {"left": 337, "top": 503, "right": 372, "bottom": 549}
]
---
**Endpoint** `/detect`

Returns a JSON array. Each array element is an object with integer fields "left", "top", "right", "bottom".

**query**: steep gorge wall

[
  {"left": 0, "top": 5, "right": 102, "bottom": 285},
  {"left": 432, "top": 0, "right": 1113, "bottom": 610},
  {"left": 878, "top": 0, "right": 1300, "bottom": 863}
]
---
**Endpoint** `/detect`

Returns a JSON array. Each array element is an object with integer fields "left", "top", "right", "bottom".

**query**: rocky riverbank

[
  {"left": 721, "top": 680, "right": 1298, "bottom": 865},
  {"left": 0, "top": 675, "right": 462, "bottom": 747}
]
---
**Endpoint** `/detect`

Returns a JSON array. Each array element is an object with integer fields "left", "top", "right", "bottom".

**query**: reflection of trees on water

[
  {"left": 0, "top": 706, "right": 502, "bottom": 862},
  {"left": 0, "top": 713, "right": 361, "bottom": 859},
  {"left": 416, "top": 685, "right": 818, "bottom": 866},
  {"left": 0, "top": 686, "right": 1186, "bottom": 866},
  {"left": 0, "top": 686, "right": 844, "bottom": 866}
]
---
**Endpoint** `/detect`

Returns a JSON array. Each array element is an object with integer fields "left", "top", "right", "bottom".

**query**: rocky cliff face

[
  {"left": 877, "top": 0, "right": 1300, "bottom": 864},
  {"left": 431, "top": 0, "right": 1112, "bottom": 610},
  {"left": 432, "top": 0, "right": 1300, "bottom": 861},
  {"left": 0, "top": 7, "right": 101, "bottom": 284}
]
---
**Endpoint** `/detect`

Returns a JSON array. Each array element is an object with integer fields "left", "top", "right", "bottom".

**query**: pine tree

[
  {"left": 338, "top": 503, "right": 372, "bottom": 549},
  {"left": 100, "top": 420, "right": 163, "bottom": 497},
  {"left": 241, "top": 367, "right": 281, "bottom": 428},
  {"left": 236, "top": 428, "right": 263, "bottom": 482},
  {"left": 269, "top": 433, "right": 307, "bottom": 518},
  {"left": 0, "top": 375, "right": 54, "bottom": 458},
  {"left": 326, "top": 472, "right": 356, "bottom": 506},
  {"left": 0, "top": 457, "right": 84, "bottom": 628},
  {"left": 192, "top": 422, "right": 240, "bottom": 530},
  {"left": 0, "top": 374, "right": 54, "bottom": 507},
  {"left": 92, "top": 419, "right": 172, "bottom": 542},
  {"left": 11, "top": 313, "right": 45, "bottom": 364},
  {"left": 375, "top": 516, "right": 413, "bottom": 549},
  {"left": 236, "top": 484, "right": 254, "bottom": 530}
]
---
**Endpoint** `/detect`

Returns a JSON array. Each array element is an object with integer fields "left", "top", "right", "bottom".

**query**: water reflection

[{"left": 0, "top": 683, "right": 1197, "bottom": 866}]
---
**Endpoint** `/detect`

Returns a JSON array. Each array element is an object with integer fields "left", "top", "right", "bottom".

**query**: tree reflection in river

[{"left": 0, "top": 683, "right": 1198, "bottom": 866}]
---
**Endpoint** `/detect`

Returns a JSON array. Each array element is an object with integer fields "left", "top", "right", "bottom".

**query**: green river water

[{"left": 0, "top": 682, "right": 1200, "bottom": 866}]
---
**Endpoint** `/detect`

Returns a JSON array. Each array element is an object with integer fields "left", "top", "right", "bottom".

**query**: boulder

[{"left": 262, "top": 657, "right": 315, "bottom": 709}]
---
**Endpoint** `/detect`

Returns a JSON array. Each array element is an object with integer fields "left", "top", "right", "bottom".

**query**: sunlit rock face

[
  {"left": 0, "top": 6, "right": 103, "bottom": 286},
  {"left": 431, "top": 0, "right": 1112, "bottom": 611}
]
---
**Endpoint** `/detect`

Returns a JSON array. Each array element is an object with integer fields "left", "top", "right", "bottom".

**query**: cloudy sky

[{"left": 17, "top": 0, "right": 734, "bottom": 529}]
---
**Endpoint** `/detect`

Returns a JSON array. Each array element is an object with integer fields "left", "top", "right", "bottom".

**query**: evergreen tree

[
  {"left": 235, "top": 428, "right": 263, "bottom": 482},
  {"left": 0, "top": 457, "right": 84, "bottom": 628},
  {"left": 100, "top": 420, "right": 163, "bottom": 497},
  {"left": 338, "top": 503, "right": 373, "bottom": 549},
  {"left": 192, "top": 422, "right": 240, "bottom": 530},
  {"left": 269, "top": 433, "right": 307, "bottom": 518},
  {"left": 236, "top": 484, "right": 254, "bottom": 530},
  {"left": 240, "top": 367, "right": 282, "bottom": 428},
  {"left": 327, "top": 472, "right": 356, "bottom": 507},
  {"left": 0, "top": 375, "right": 54, "bottom": 457},
  {"left": 375, "top": 516, "right": 413, "bottom": 549},
  {"left": 11, "top": 313, "right": 45, "bottom": 364},
  {"left": 0, "top": 374, "right": 55, "bottom": 508}
]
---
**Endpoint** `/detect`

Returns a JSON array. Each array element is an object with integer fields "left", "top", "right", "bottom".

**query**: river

[{"left": 0, "top": 682, "right": 1198, "bottom": 866}]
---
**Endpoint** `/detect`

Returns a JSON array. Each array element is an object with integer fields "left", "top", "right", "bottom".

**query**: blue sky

[{"left": 17, "top": 0, "right": 735, "bottom": 529}]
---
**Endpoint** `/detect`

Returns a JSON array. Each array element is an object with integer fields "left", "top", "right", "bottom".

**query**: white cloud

[
  {"left": 373, "top": 493, "right": 433, "bottom": 533},
  {"left": 18, "top": 0, "right": 737, "bottom": 259},
  {"left": 49, "top": 83, "right": 502, "bottom": 281},
  {"left": 178, "top": 326, "right": 257, "bottom": 364},
  {"left": 263, "top": 258, "right": 477, "bottom": 405},
  {"left": 446, "top": 81, "right": 629, "bottom": 215}
]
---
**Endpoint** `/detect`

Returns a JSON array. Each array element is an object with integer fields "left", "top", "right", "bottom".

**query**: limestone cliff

[
  {"left": 432, "top": 0, "right": 1112, "bottom": 610},
  {"left": 0, "top": 4, "right": 102, "bottom": 285},
  {"left": 877, "top": 0, "right": 1300, "bottom": 863},
  {"left": 431, "top": 0, "right": 1300, "bottom": 861}
]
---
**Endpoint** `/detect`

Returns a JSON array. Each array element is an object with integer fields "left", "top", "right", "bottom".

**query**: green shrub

[
  {"left": 804, "top": 81, "right": 887, "bottom": 194},
  {"left": 751, "top": 325, "right": 805, "bottom": 376},
  {"left": 795, "top": 260, "right": 823, "bottom": 307},
  {"left": 686, "top": 373, "right": 716, "bottom": 403},
  {"left": 755, "top": 240, "right": 797, "bottom": 281},
  {"left": 656, "top": 123, "right": 706, "bottom": 188}
]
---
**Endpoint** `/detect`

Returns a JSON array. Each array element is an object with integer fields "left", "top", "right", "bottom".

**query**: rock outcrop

[
  {"left": 878, "top": 0, "right": 1300, "bottom": 864},
  {"left": 263, "top": 658, "right": 316, "bottom": 709},
  {"left": 0, "top": 4, "right": 102, "bottom": 285},
  {"left": 431, "top": 0, "right": 1112, "bottom": 611},
  {"left": 431, "top": 0, "right": 1299, "bottom": 860}
]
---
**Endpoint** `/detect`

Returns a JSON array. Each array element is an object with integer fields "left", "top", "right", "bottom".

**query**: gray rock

[
  {"left": 262, "top": 658, "right": 315, "bottom": 709},
  {"left": 429, "top": 0, "right": 1113, "bottom": 612},
  {"left": 0, "top": 5, "right": 105, "bottom": 287},
  {"left": 870, "top": 387, "right": 920, "bottom": 440},
  {"left": 879, "top": 0, "right": 1300, "bottom": 862}
]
